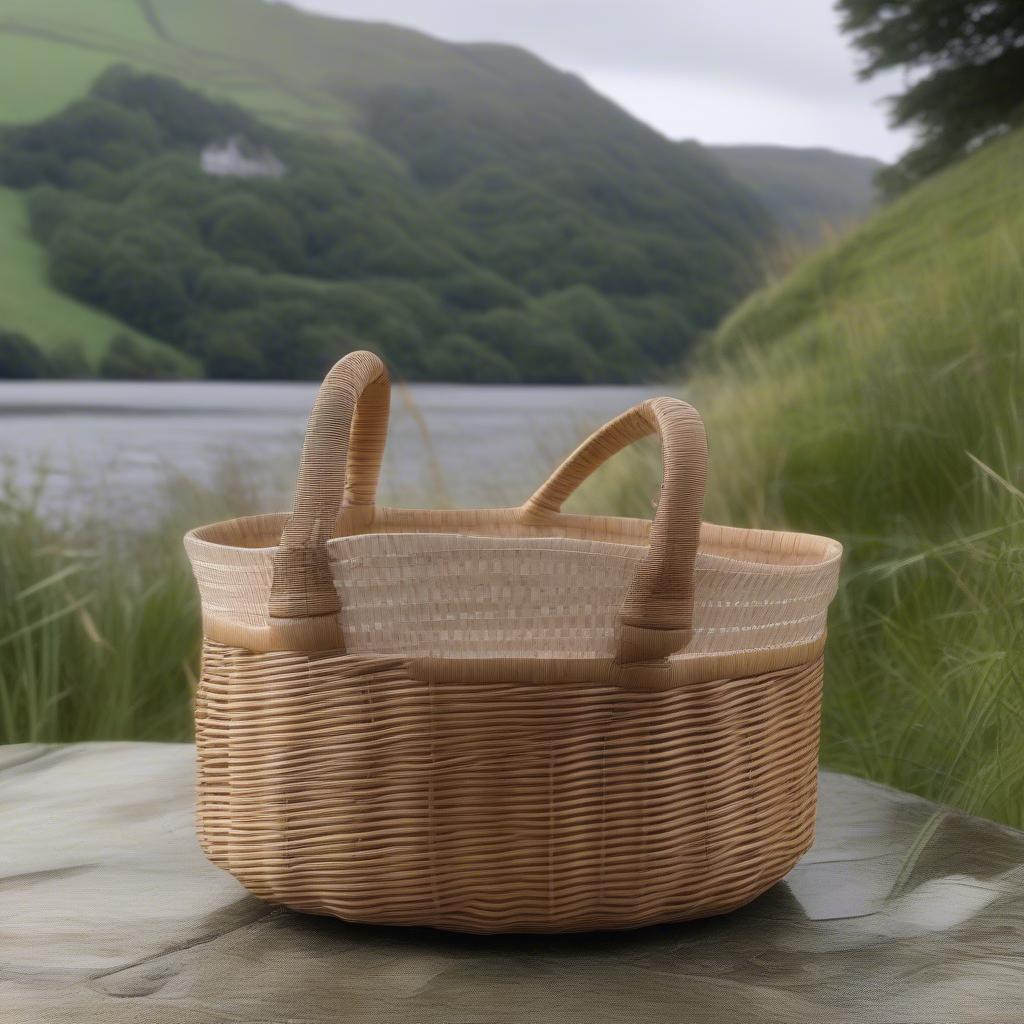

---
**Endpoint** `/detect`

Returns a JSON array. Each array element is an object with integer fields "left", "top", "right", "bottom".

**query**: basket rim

[
  {"left": 327, "top": 531, "right": 842, "bottom": 577},
  {"left": 185, "top": 507, "right": 842, "bottom": 575}
]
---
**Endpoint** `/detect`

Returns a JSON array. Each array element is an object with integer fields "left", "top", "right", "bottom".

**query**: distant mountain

[
  {"left": 0, "top": 0, "right": 774, "bottom": 381},
  {"left": 708, "top": 145, "right": 884, "bottom": 244}
]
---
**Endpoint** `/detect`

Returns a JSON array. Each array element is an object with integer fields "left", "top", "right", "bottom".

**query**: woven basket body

[{"left": 186, "top": 352, "right": 841, "bottom": 933}]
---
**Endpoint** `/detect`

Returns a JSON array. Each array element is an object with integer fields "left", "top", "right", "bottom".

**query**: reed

[
  {"left": 574, "top": 131, "right": 1024, "bottom": 825},
  {"left": 0, "top": 461, "right": 265, "bottom": 743}
]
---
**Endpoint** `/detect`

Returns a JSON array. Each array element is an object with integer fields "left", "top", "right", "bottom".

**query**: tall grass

[
  {"left": 577, "top": 129, "right": 1024, "bottom": 825},
  {"left": 704, "top": 134, "right": 1024, "bottom": 825},
  {"left": 0, "top": 462, "right": 268, "bottom": 743}
]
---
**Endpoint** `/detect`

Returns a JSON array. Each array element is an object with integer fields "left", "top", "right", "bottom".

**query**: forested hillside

[
  {"left": 709, "top": 145, "right": 882, "bottom": 243},
  {"left": 0, "top": 0, "right": 774, "bottom": 380}
]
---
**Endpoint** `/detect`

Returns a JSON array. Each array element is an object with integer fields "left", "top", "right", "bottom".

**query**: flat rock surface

[{"left": 2, "top": 743, "right": 1023, "bottom": 1023}]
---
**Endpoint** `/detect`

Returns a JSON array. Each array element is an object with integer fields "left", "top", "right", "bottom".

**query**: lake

[{"left": 0, "top": 380, "right": 661, "bottom": 520}]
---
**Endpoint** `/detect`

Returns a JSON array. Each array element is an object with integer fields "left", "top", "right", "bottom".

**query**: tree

[
  {"left": 0, "top": 98, "right": 159, "bottom": 187},
  {"left": 99, "top": 256, "right": 191, "bottom": 342},
  {"left": 215, "top": 302, "right": 330, "bottom": 379},
  {"left": 466, "top": 308, "right": 604, "bottom": 384},
  {"left": 48, "top": 229, "right": 108, "bottom": 304},
  {"left": 49, "top": 339, "right": 91, "bottom": 378},
  {"left": 93, "top": 65, "right": 269, "bottom": 149},
  {"left": 194, "top": 266, "right": 263, "bottom": 311},
  {"left": 203, "top": 195, "right": 305, "bottom": 273},
  {"left": 425, "top": 333, "right": 517, "bottom": 383},
  {"left": 535, "top": 286, "right": 643, "bottom": 381},
  {"left": 439, "top": 270, "right": 525, "bottom": 313},
  {"left": 204, "top": 333, "right": 267, "bottom": 379},
  {"left": 838, "top": 0, "right": 1024, "bottom": 193},
  {"left": 99, "top": 334, "right": 182, "bottom": 380},
  {"left": 0, "top": 331, "right": 52, "bottom": 378}
]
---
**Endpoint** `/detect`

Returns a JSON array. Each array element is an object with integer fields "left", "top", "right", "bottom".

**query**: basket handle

[
  {"left": 521, "top": 398, "right": 707, "bottom": 664},
  {"left": 269, "top": 351, "right": 390, "bottom": 621}
]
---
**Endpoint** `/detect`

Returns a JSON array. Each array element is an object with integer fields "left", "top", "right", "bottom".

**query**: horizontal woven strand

[{"left": 196, "top": 642, "right": 822, "bottom": 932}]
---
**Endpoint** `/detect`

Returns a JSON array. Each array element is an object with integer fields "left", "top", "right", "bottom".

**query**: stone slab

[{"left": 2, "top": 743, "right": 1023, "bottom": 1023}]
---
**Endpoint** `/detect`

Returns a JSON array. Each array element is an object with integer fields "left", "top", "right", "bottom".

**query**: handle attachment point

[
  {"left": 269, "top": 351, "right": 390, "bottom": 628},
  {"left": 521, "top": 397, "right": 707, "bottom": 664}
]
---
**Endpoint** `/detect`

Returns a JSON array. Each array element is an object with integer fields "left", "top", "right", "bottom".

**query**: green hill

[
  {"left": 0, "top": 0, "right": 774, "bottom": 379},
  {"left": 703, "top": 131, "right": 1023, "bottom": 823},
  {"left": 0, "top": 184, "right": 195, "bottom": 373},
  {"left": 709, "top": 144, "right": 882, "bottom": 244},
  {"left": 589, "top": 127, "right": 1023, "bottom": 825}
]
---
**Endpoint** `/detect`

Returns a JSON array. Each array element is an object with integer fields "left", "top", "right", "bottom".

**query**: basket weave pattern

[
  {"left": 186, "top": 351, "right": 842, "bottom": 933},
  {"left": 196, "top": 641, "right": 823, "bottom": 933}
]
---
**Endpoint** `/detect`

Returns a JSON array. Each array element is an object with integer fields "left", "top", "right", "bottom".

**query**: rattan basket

[{"left": 186, "top": 351, "right": 841, "bottom": 933}]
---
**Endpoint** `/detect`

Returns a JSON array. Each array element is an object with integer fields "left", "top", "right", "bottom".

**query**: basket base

[{"left": 262, "top": 864, "right": 808, "bottom": 935}]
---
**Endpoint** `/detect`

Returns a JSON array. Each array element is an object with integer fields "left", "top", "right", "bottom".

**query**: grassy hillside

[
  {"left": 1, "top": 0, "right": 578, "bottom": 136},
  {"left": 0, "top": 0, "right": 774, "bottom": 377},
  {"left": 585, "top": 128, "right": 1023, "bottom": 825},
  {"left": 0, "top": 184, "right": 194, "bottom": 371},
  {"left": 710, "top": 145, "right": 882, "bottom": 244},
  {"left": 0, "top": 0, "right": 354, "bottom": 135}
]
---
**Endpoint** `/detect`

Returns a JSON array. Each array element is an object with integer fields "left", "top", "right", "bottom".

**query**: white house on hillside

[{"left": 201, "top": 137, "right": 286, "bottom": 179}]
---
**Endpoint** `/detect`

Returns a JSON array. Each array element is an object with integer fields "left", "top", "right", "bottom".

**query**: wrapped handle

[
  {"left": 521, "top": 398, "right": 708, "bottom": 664},
  {"left": 269, "top": 351, "right": 390, "bottom": 621}
]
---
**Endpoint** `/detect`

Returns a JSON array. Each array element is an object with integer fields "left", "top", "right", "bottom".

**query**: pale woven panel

[
  {"left": 329, "top": 532, "right": 840, "bottom": 659},
  {"left": 186, "top": 513, "right": 284, "bottom": 633},
  {"left": 196, "top": 642, "right": 823, "bottom": 933},
  {"left": 186, "top": 512, "right": 840, "bottom": 663}
]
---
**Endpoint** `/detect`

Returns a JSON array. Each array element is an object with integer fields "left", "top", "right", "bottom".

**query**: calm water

[{"left": 0, "top": 380, "right": 660, "bottom": 520}]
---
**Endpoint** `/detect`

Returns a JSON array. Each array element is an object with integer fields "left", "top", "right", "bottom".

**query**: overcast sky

[{"left": 286, "top": 0, "right": 911, "bottom": 161}]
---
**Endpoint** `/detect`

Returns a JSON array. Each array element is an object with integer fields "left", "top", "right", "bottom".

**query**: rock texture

[{"left": 3, "top": 743, "right": 1023, "bottom": 1023}]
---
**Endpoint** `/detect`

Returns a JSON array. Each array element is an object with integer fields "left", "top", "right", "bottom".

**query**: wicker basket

[{"left": 185, "top": 351, "right": 841, "bottom": 933}]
